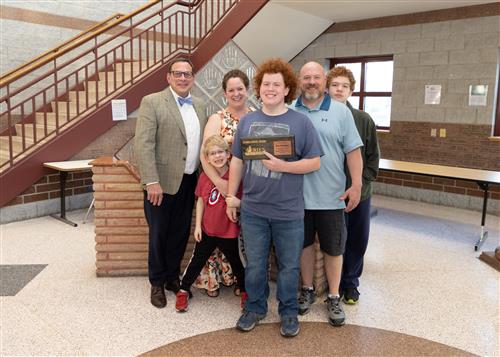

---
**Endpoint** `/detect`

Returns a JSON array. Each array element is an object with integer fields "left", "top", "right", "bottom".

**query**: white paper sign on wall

[
  {"left": 112, "top": 99, "right": 127, "bottom": 121},
  {"left": 424, "top": 85, "right": 441, "bottom": 105}
]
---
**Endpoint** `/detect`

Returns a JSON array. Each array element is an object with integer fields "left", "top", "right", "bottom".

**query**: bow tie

[{"left": 178, "top": 96, "right": 193, "bottom": 106}]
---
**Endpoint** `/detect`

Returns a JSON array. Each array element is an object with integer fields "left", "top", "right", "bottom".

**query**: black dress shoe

[
  {"left": 151, "top": 285, "right": 166, "bottom": 308},
  {"left": 165, "top": 280, "right": 181, "bottom": 294}
]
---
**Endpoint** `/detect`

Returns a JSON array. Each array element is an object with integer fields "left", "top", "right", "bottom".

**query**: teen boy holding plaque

[{"left": 225, "top": 58, "right": 323, "bottom": 338}]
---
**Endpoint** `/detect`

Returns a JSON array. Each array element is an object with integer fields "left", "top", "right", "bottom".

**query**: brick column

[{"left": 91, "top": 157, "right": 195, "bottom": 277}]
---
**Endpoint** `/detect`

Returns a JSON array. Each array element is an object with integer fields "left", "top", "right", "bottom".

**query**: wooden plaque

[{"left": 240, "top": 135, "right": 295, "bottom": 160}]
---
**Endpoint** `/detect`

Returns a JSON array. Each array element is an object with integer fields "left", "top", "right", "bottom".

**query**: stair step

[
  {"left": 51, "top": 101, "right": 93, "bottom": 116},
  {"left": 115, "top": 61, "right": 155, "bottom": 74},
  {"left": 68, "top": 91, "right": 102, "bottom": 104},
  {"left": 0, "top": 155, "right": 8, "bottom": 167},
  {"left": 98, "top": 71, "right": 132, "bottom": 84},
  {"left": 0, "top": 151, "right": 12, "bottom": 165},
  {"left": 35, "top": 112, "right": 69, "bottom": 127},
  {"left": 0, "top": 136, "right": 34, "bottom": 152},
  {"left": 51, "top": 101, "right": 77, "bottom": 115},
  {"left": 15, "top": 123, "right": 56, "bottom": 139},
  {"left": 0, "top": 148, "right": 19, "bottom": 159},
  {"left": 0, "top": 149, "right": 26, "bottom": 164},
  {"left": 85, "top": 81, "right": 122, "bottom": 94}
]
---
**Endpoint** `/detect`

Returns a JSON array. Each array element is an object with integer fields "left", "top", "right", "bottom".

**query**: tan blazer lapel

[{"left": 163, "top": 88, "right": 187, "bottom": 140}]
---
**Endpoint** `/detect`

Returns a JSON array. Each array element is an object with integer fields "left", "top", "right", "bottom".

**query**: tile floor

[{"left": 1, "top": 195, "right": 498, "bottom": 356}]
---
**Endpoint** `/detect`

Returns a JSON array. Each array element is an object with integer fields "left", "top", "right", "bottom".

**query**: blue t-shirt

[
  {"left": 232, "top": 109, "right": 324, "bottom": 220},
  {"left": 292, "top": 95, "right": 363, "bottom": 210}
]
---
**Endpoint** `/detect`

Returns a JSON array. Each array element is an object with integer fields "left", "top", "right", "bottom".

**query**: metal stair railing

[{"left": 0, "top": 0, "right": 238, "bottom": 171}]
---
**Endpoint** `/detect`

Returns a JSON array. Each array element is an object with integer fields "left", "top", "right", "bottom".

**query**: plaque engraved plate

[{"left": 240, "top": 135, "right": 295, "bottom": 160}]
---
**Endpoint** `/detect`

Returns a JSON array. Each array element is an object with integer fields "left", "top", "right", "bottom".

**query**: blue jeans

[{"left": 241, "top": 209, "right": 304, "bottom": 317}]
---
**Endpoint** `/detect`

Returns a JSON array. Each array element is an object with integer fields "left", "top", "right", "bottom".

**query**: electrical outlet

[
  {"left": 431, "top": 128, "right": 437, "bottom": 137},
  {"left": 440, "top": 128, "right": 446, "bottom": 138}
]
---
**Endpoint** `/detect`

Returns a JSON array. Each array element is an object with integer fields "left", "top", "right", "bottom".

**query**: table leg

[
  {"left": 50, "top": 170, "right": 78, "bottom": 227},
  {"left": 474, "top": 182, "right": 489, "bottom": 251},
  {"left": 83, "top": 197, "right": 95, "bottom": 224}
]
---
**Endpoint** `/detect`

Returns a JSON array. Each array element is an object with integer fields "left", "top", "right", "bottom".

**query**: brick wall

[
  {"left": 92, "top": 157, "right": 195, "bottom": 277},
  {"left": 376, "top": 121, "right": 500, "bottom": 210},
  {"left": 4, "top": 170, "right": 93, "bottom": 207},
  {"left": 379, "top": 122, "right": 500, "bottom": 171},
  {"left": 377, "top": 170, "right": 500, "bottom": 201}
]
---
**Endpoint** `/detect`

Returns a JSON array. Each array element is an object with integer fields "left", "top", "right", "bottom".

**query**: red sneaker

[
  {"left": 240, "top": 292, "right": 248, "bottom": 309},
  {"left": 175, "top": 290, "right": 189, "bottom": 312}
]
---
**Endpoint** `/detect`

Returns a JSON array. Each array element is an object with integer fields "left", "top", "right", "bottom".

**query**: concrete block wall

[
  {"left": 1, "top": 1, "right": 174, "bottom": 121},
  {"left": 92, "top": 157, "right": 195, "bottom": 277},
  {"left": 1, "top": 1, "right": 146, "bottom": 74},
  {"left": 290, "top": 10, "right": 500, "bottom": 215},
  {"left": 291, "top": 15, "right": 499, "bottom": 128}
]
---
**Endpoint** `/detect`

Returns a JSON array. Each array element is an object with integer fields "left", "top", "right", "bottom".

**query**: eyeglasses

[
  {"left": 171, "top": 71, "right": 193, "bottom": 79},
  {"left": 208, "top": 149, "right": 227, "bottom": 157}
]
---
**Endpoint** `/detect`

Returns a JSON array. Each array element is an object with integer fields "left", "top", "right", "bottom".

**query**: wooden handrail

[
  {"left": 0, "top": 13, "right": 124, "bottom": 85},
  {"left": 0, "top": 0, "right": 202, "bottom": 87}
]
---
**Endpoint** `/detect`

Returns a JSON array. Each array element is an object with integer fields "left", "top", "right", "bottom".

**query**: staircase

[
  {"left": 0, "top": 60, "right": 153, "bottom": 167},
  {"left": 0, "top": 0, "right": 268, "bottom": 207}
]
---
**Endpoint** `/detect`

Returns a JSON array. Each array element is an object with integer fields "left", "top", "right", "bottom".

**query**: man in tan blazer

[{"left": 135, "top": 58, "right": 206, "bottom": 308}]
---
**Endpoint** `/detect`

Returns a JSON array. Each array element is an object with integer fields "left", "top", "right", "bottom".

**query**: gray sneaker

[
  {"left": 298, "top": 287, "right": 316, "bottom": 315},
  {"left": 326, "top": 295, "right": 345, "bottom": 326},
  {"left": 280, "top": 315, "right": 300, "bottom": 337},
  {"left": 236, "top": 311, "right": 265, "bottom": 332}
]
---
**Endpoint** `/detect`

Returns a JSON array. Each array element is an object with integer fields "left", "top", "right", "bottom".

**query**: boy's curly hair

[
  {"left": 326, "top": 66, "right": 356, "bottom": 91},
  {"left": 253, "top": 58, "right": 298, "bottom": 104}
]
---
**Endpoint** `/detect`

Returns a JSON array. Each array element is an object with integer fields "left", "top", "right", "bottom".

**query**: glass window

[
  {"left": 365, "top": 61, "right": 393, "bottom": 92},
  {"left": 364, "top": 97, "right": 391, "bottom": 128},
  {"left": 349, "top": 96, "right": 360, "bottom": 110},
  {"left": 331, "top": 55, "right": 394, "bottom": 129}
]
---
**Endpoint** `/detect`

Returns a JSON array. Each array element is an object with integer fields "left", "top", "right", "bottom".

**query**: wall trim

[
  {"left": 325, "top": 3, "right": 500, "bottom": 33},
  {"left": 0, "top": 5, "right": 194, "bottom": 45},
  {"left": 1, "top": 5, "right": 100, "bottom": 32}
]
